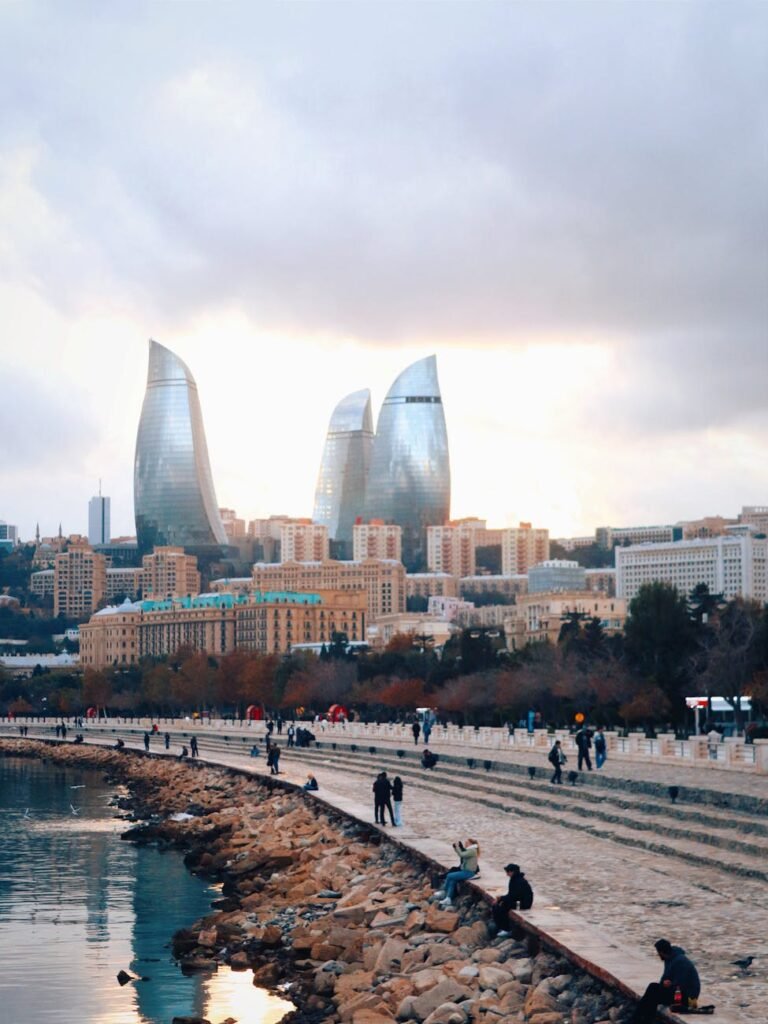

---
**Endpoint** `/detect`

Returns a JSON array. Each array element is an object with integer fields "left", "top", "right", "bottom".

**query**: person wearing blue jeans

[
  {"left": 436, "top": 839, "right": 480, "bottom": 907},
  {"left": 594, "top": 727, "right": 607, "bottom": 769}
]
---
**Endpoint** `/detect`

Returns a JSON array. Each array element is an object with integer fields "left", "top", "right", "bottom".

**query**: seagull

[
  {"left": 731, "top": 956, "right": 754, "bottom": 972},
  {"left": 70, "top": 804, "right": 80, "bottom": 815},
  {"left": 70, "top": 785, "right": 85, "bottom": 789},
  {"left": 22, "top": 808, "right": 31, "bottom": 819}
]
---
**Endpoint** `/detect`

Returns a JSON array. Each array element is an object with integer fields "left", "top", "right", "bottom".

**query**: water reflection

[{"left": 0, "top": 756, "right": 293, "bottom": 1024}]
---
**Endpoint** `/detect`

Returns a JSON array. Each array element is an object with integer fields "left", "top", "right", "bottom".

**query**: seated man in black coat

[
  {"left": 492, "top": 863, "right": 534, "bottom": 935},
  {"left": 630, "top": 939, "right": 701, "bottom": 1022}
]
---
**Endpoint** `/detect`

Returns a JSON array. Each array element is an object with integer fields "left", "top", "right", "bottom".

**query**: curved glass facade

[
  {"left": 365, "top": 355, "right": 450, "bottom": 570},
  {"left": 134, "top": 340, "right": 227, "bottom": 554},
  {"left": 313, "top": 389, "right": 373, "bottom": 556}
]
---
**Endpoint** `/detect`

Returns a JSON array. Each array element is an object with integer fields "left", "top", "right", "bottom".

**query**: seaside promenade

[{"left": 5, "top": 717, "right": 766, "bottom": 1023}]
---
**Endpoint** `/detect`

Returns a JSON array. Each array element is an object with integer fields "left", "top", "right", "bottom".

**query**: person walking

[
  {"left": 630, "top": 939, "right": 701, "bottom": 1022},
  {"left": 287, "top": 723, "right": 295, "bottom": 747},
  {"left": 575, "top": 726, "right": 593, "bottom": 771},
  {"left": 434, "top": 838, "right": 480, "bottom": 907},
  {"left": 164, "top": 731, "right": 171, "bottom": 750},
  {"left": 594, "top": 727, "right": 607, "bottom": 769},
  {"left": 423, "top": 719, "right": 432, "bottom": 744},
  {"left": 190, "top": 735, "right": 199, "bottom": 758},
  {"left": 392, "top": 776, "right": 404, "bottom": 825},
  {"left": 276, "top": 716, "right": 284, "bottom": 735},
  {"left": 143, "top": 731, "right": 150, "bottom": 752},
  {"left": 548, "top": 740, "right": 566, "bottom": 784},
  {"left": 412, "top": 720, "right": 421, "bottom": 745},
  {"left": 491, "top": 863, "right": 534, "bottom": 935},
  {"left": 372, "top": 771, "right": 395, "bottom": 825}
]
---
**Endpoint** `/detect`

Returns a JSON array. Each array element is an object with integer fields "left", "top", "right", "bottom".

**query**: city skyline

[{"left": 1, "top": 3, "right": 766, "bottom": 541}]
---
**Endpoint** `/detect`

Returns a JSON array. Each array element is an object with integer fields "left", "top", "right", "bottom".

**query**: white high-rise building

[
  {"left": 88, "top": 494, "right": 111, "bottom": 546},
  {"left": 616, "top": 535, "right": 768, "bottom": 603}
]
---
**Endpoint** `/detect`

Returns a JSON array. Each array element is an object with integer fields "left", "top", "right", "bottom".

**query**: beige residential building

[
  {"left": 79, "top": 589, "right": 367, "bottom": 668},
  {"left": 141, "top": 547, "right": 201, "bottom": 600},
  {"left": 353, "top": 521, "right": 402, "bottom": 562},
  {"left": 249, "top": 559, "right": 405, "bottom": 620},
  {"left": 54, "top": 544, "right": 106, "bottom": 619},
  {"left": 504, "top": 592, "right": 627, "bottom": 649},
  {"left": 427, "top": 522, "right": 478, "bottom": 576},
  {"left": 280, "top": 521, "right": 329, "bottom": 562},
  {"left": 584, "top": 568, "right": 617, "bottom": 596},
  {"left": 106, "top": 567, "right": 143, "bottom": 600},
  {"left": 500, "top": 524, "right": 549, "bottom": 575},
  {"left": 30, "top": 569, "right": 55, "bottom": 599},
  {"left": 219, "top": 507, "right": 247, "bottom": 539},
  {"left": 366, "top": 613, "right": 455, "bottom": 650},
  {"left": 80, "top": 601, "right": 141, "bottom": 668},
  {"left": 739, "top": 506, "right": 768, "bottom": 535},
  {"left": 680, "top": 516, "right": 738, "bottom": 540},
  {"left": 460, "top": 574, "right": 528, "bottom": 601},
  {"left": 406, "top": 573, "right": 460, "bottom": 600}
]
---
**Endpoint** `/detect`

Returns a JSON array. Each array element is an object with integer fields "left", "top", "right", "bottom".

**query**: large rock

[
  {"left": 422, "top": 1003, "right": 468, "bottom": 1024},
  {"left": 424, "top": 906, "right": 459, "bottom": 933},
  {"left": 477, "top": 964, "right": 514, "bottom": 990},
  {"left": 410, "top": 980, "right": 472, "bottom": 1021},
  {"left": 523, "top": 987, "right": 561, "bottom": 1017},
  {"left": 374, "top": 937, "right": 408, "bottom": 975},
  {"left": 334, "top": 970, "right": 375, "bottom": 1001}
]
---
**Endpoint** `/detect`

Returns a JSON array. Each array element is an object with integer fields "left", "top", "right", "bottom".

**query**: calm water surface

[{"left": 0, "top": 755, "right": 293, "bottom": 1024}]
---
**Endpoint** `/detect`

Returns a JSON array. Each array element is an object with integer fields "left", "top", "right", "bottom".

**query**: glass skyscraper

[
  {"left": 313, "top": 389, "right": 373, "bottom": 557},
  {"left": 365, "top": 355, "right": 450, "bottom": 570},
  {"left": 134, "top": 340, "right": 227, "bottom": 555}
]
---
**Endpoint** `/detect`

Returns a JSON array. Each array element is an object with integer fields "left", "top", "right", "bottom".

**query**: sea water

[{"left": 0, "top": 755, "right": 293, "bottom": 1024}]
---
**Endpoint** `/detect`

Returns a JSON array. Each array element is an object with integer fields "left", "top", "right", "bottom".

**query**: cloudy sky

[{"left": 1, "top": 1, "right": 766, "bottom": 542}]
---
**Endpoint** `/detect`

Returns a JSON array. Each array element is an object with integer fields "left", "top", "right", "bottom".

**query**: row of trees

[{"left": 2, "top": 583, "right": 767, "bottom": 730}]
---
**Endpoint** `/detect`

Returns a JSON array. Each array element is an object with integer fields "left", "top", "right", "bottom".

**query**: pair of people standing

[
  {"left": 267, "top": 744, "right": 281, "bottom": 774},
  {"left": 372, "top": 771, "right": 404, "bottom": 825}
]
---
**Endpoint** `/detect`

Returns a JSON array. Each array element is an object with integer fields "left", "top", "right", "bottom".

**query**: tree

[
  {"left": 688, "top": 583, "right": 725, "bottom": 625},
  {"left": 697, "top": 598, "right": 765, "bottom": 731},
  {"left": 82, "top": 668, "right": 112, "bottom": 716},
  {"left": 624, "top": 583, "right": 695, "bottom": 715}
]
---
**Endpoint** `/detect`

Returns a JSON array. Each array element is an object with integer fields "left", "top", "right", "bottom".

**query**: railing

[{"left": 0, "top": 717, "right": 765, "bottom": 773}]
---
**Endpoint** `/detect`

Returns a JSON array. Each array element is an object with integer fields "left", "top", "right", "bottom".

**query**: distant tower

[
  {"left": 134, "top": 339, "right": 227, "bottom": 555},
  {"left": 35, "top": 523, "right": 40, "bottom": 543},
  {"left": 88, "top": 484, "right": 111, "bottom": 546},
  {"left": 313, "top": 389, "right": 373, "bottom": 558},
  {"left": 365, "top": 356, "right": 450, "bottom": 571}
]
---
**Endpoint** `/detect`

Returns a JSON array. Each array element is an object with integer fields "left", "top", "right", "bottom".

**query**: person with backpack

[
  {"left": 548, "top": 740, "right": 566, "bottom": 784},
  {"left": 575, "top": 726, "right": 593, "bottom": 770}
]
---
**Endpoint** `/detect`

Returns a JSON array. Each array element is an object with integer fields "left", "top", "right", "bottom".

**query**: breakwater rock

[{"left": 0, "top": 740, "right": 634, "bottom": 1023}]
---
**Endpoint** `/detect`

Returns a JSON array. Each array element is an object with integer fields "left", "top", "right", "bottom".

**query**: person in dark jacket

[
  {"left": 492, "top": 863, "right": 534, "bottom": 934},
  {"left": 412, "top": 720, "right": 421, "bottom": 744},
  {"left": 392, "top": 776, "right": 404, "bottom": 825},
  {"left": 421, "top": 748, "right": 438, "bottom": 770},
  {"left": 548, "top": 740, "right": 566, "bottom": 784},
  {"left": 630, "top": 940, "right": 701, "bottom": 1022},
  {"left": 575, "top": 726, "right": 593, "bottom": 770},
  {"left": 372, "top": 771, "right": 395, "bottom": 825}
]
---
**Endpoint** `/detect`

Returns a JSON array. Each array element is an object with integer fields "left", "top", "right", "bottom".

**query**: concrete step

[{"left": 291, "top": 746, "right": 768, "bottom": 881}]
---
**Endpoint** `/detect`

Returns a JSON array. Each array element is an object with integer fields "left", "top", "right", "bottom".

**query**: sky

[{"left": 1, "top": 1, "right": 766, "bottom": 542}]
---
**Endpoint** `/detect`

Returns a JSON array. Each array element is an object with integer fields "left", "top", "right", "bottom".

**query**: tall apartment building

[
  {"left": 88, "top": 494, "right": 111, "bottom": 546},
  {"left": 54, "top": 544, "right": 107, "bottom": 618},
  {"left": 427, "top": 521, "right": 478, "bottom": 576},
  {"left": 79, "top": 590, "right": 367, "bottom": 668},
  {"left": 0, "top": 521, "right": 19, "bottom": 551},
  {"left": 219, "top": 507, "right": 247, "bottom": 539},
  {"left": 279, "top": 521, "right": 329, "bottom": 562},
  {"left": 247, "top": 559, "right": 405, "bottom": 621},
  {"left": 141, "top": 546, "right": 201, "bottom": 600},
  {"left": 353, "top": 521, "right": 402, "bottom": 562},
  {"left": 248, "top": 516, "right": 292, "bottom": 562},
  {"left": 30, "top": 569, "right": 55, "bottom": 599},
  {"left": 500, "top": 524, "right": 549, "bottom": 576},
  {"left": 615, "top": 535, "right": 768, "bottom": 603}
]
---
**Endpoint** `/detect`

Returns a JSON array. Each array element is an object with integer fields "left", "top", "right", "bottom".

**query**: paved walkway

[{"left": 9, "top": 725, "right": 761, "bottom": 1023}]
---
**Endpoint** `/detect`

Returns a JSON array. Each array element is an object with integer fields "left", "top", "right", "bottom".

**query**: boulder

[
  {"left": 477, "top": 965, "right": 513, "bottom": 991},
  {"left": 410, "top": 980, "right": 472, "bottom": 1021},
  {"left": 523, "top": 988, "right": 561, "bottom": 1017},
  {"left": 422, "top": 1003, "right": 468, "bottom": 1024}
]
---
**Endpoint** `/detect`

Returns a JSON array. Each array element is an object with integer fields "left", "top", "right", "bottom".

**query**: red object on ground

[
  {"left": 328, "top": 704, "right": 349, "bottom": 723},
  {"left": 245, "top": 704, "right": 264, "bottom": 721}
]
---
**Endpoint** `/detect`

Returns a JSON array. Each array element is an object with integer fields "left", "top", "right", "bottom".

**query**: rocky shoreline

[{"left": 1, "top": 740, "right": 636, "bottom": 1024}]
